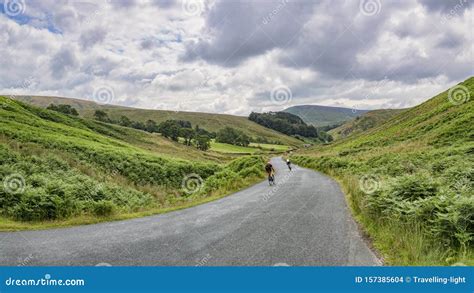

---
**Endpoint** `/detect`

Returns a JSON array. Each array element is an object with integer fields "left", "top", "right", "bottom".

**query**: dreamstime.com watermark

[
  {"left": 5, "top": 274, "right": 85, "bottom": 287},
  {"left": 182, "top": 173, "right": 204, "bottom": 195}
]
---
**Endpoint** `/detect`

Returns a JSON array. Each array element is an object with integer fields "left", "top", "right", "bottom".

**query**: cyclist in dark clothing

[
  {"left": 286, "top": 159, "right": 292, "bottom": 171},
  {"left": 265, "top": 161, "right": 275, "bottom": 185}
]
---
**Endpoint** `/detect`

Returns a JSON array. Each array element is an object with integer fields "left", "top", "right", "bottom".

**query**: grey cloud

[
  {"left": 50, "top": 46, "right": 78, "bottom": 79},
  {"left": 418, "top": 0, "right": 472, "bottom": 13},
  {"left": 110, "top": 0, "right": 136, "bottom": 8},
  {"left": 182, "top": 0, "right": 317, "bottom": 66},
  {"left": 151, "top": 0, "right": 176, "bottom": 9},
  {"left": 79, "top": 28, "right": 107, "bottom": 49}
]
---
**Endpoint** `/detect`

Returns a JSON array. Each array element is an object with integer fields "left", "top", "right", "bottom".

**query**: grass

[
  {"left": 249, "top": 143, "right": 291, "bottom": 152},
  {"left": 0, "top": 96, "right": 267, "bottom": 230},
  {"left": 210, "top": 141, "right": 258, "bottom": 154},
  {"left": 329, "top": 109, "right": 406, "bottom": 139},
  {"left": 209, "top": 140, "right": 291, "bottom": 154},
  {"left": 11, "top": 95, "right": 302, "bottom": 146},
  {"left": 292, "top": 76, "right": 474, "bottom": 265},
  {"left": 0, "top": 165, "right": 265, "bottom": 232}
]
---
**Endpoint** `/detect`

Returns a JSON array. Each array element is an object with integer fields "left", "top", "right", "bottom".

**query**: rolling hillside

[
  {"left": 292, "top": 77, "right": 474, "bottom": 265},
  {"left": 11, "top": 95, "right": 301, "bottom": 146},
  {"left": 283, "top": 105, "right": 369, "bottom": 127},
  {"left": 0, "top": 96, "right": 267, "bottom": 230},
  {"left": 329, "top": 109, "right": 407, "bottom": 139}
]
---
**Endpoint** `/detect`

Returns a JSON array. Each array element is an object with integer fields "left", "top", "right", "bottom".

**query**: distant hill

[
  {"left": 11, "top": 95, "right": 301, "bottom": 146},
  {"left": 329, "top": 109, "right": 407, "bottom": 139},
  {"left": 283, "top": 105, "right": 370, "bottom": 127}
]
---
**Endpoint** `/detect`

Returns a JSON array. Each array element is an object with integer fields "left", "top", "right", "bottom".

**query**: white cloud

[{"left": 0, "top": 0, "right": 472, "bottom": 115}]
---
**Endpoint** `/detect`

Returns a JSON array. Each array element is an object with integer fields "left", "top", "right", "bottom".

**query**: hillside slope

[
  {"left": 292, "top": 77, "right": 474, "bottom": 265},
  {"left": 11, "top": 95, "right": 301, "bottom": 146},
  {"left": 284, "top": 105, "right": 369, "bottom": 127},
  {"left": 329, "top": 109, "right": 407, "bottom": 139},
  {"left": 0, "top": 96, "right": 266, "bottom": 230}
]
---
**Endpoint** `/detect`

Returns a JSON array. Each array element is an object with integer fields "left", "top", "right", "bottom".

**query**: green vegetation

[
  {"left": 329, "top": 109, "right": 406, "bottom": 139},
  {"left": 12, "top": 95, "right": 302, "bottom": 146},
  {"left": 283, "top": 105, "right": 369, "bottom": 127},
  {"left": 248, "top": 111, "right": 332, "bottom": 142},
  {"left": 292, "top": 77, "right": 474, "bottom": 265},
  {"left": 216, "top": 127, "right": 251, "bottom": 147},
  {"left": 210, "top": 141, "right": 258, "bottom": 154},
  {"left": 249, "top": 143, "right": 291, "bottom": 152},
  {"left": 47, "top": 104, "right": 79, "bottom": 116},
  {"left": 0, "top": 96, "right": 266, "bottom": 230}
]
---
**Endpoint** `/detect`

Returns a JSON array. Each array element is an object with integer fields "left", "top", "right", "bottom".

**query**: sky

[{"left": 0, "top": 0, "right": 472, "bottom": 115}]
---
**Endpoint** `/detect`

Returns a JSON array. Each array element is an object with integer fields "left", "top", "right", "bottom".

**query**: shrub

[
  {"left": 92, "top": 200, "right": 116, "bottom": 217},
  {"left": 389, "top": 174, "right": 439, "bottom": 201}
]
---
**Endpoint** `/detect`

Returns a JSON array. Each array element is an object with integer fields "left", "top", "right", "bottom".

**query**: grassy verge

[{"left": 0, "top": 155, "right": 266, "bottom": 231}]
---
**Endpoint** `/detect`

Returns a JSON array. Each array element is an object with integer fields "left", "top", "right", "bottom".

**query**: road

[{"left": 0, "top": 158, "right": 380, "bottom": 266}]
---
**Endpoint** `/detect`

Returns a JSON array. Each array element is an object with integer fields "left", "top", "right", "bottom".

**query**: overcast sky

[{"left": 0, "top": 0, "right": 472, "bottom": 115}]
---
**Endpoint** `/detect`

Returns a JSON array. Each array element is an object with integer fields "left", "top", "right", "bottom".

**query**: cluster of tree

[
  {"left": 47, "top": 104, "right": 79, "bottom": 116},
  {"left": 248, "top": 111, "right": 332, "bottom": 142},
  {"left": 93, "top": 110, "right": 214, "bottom": 151},
  {"left": 215, "top": 127, "right": 251, "bottom": 147}
]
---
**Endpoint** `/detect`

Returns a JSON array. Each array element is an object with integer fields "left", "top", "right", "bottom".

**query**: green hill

[
  {"left": 11, "top": 95, "right": 301, "bottom": 146},
  {"left": 292, "top": 77, "right": 474, "bottom": 265},
  {"left": 0, "top": 96, "right": 267, "bottom": 230},
  {"left": 283, "top": 105, "right": 369, "bottom": 127},
  {"left": 329, "top": 109, "right": 407, "bottom": 139}
]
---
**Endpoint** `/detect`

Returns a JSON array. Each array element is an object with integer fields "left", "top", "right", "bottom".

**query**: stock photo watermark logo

[
  {"left": 92, "top": 86, "right": 115, "bottom": 104},
  {"left": 448, "top": 85, "right": 470, "bottom": 106},
  {"left": 181, "top": 0, "right": 205, "bottom": 16},
  {"left": 261, "top": 0, "right": 288, "bottom": 25},
  {"left": 441, "top": 0, "right": 469, "bottom": 24},
  {"left": 195, "top": 253, "right": 212, "bottom": 266},
  {"left": 359, "top": 0, "right": 381, "bottom": 16},
  {"left": 270, "top": 85, "right": 292, "bottom": 106},
  {"left": 3, "top": 0, "right": 26, "bottom": 16},
  {"left": 3, "top": 173, "right": 26, "bottom": 194},
  {"left": 181, "top": 173, "right": 204, "bottom": 195},
  {"left": 359, "top": 174, "right": 381, "bottom": 195}
]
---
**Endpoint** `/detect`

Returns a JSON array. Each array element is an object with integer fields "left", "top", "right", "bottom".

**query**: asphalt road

[{"left": 0, "top": 158, "right": 380, "bottom": 266}]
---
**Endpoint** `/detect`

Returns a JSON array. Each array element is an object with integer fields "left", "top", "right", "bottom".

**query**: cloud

[
  {"left": 79, "top": 28, "right": 107, "bottom": 49},
  {"left": 0, "top": 0, "right": 472, "bottom": 115},
  {"left": 50, "top": 46, "right": 78, "bottom": 79}
]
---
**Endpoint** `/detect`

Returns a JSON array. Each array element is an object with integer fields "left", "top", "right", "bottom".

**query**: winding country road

[{"left": 0, "top": 158, "right": 380, "bottom": 266}]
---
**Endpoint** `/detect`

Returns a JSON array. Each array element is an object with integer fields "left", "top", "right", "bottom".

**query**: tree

[
  {"left": 158, "top": 120, "right": 181, "bottom": 141},
  {"left": 195, "top": 135, "right": 211, "bottom": 151},
  {"left": 94, "top": 110, "right": 110, "bottom": 122},
  {"left": 47, "top": 104, "right": 79, "bottom": 116},
  {"left": 145, "top": 119, "right": 158, "bottom": 133},
  {"left": 216, "top": 127, "right": 250, "bottom": 146},
  {"left": 131, "top": 121, "right": 146, "bottom": 131},
  {"left": 180, "top": 128, "right": 195, "bottom": 146},
  {"left": 118, "top": 115, "right": 132, "bottom": 127}
]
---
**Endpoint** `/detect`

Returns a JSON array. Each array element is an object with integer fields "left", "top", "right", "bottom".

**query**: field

[
  {"left": 292, "top": 77, "right": 474, "bottom": 265},
  {"left": 210, "top": 140, "right": 291, "bottom": 154},
  {"left": 0, "top": 96, "right": 267, "bottom": 231},
  {"left": 11, "top": 95, "right": 302, "bottom": 146}
]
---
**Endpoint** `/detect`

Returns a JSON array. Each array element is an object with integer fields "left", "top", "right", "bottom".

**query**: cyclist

[
  {"left": 286, "top": 159, "right": 292, "bottom": 171},
  {"left": 265, "top": 161, "right": 275, "bottom": 185}
]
